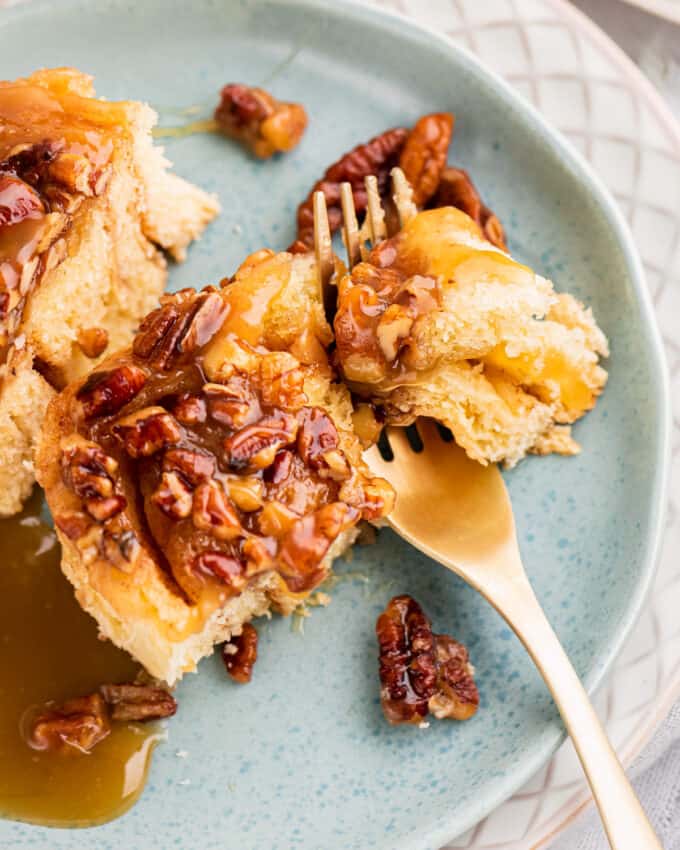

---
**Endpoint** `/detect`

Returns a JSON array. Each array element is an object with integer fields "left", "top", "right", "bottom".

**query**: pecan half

[
  {"left": 376, "top": 595, "right": 436, "bottom": 724},
  {"left": 430, "top": 167, "right": 506, "bottom": 250},
  {"left": 99, "top": 683, "right": 177, "bottom": 722},
  {"left": 429, "top": 635, "right": 479, "bottom": 720},
  {"left": 223, "top": 412, "right": 299, "bottom": 471},
  {"left": 215, "top": 83, "right": 308, "bottom": 159},
  {"left": 114, "top": 407, "right": 182, "bottom": 458},
  {"left": 398, "top": 112, "right": 453, "bottom": 207},
  {"left": 27, "top": 693, "right": 111, "bottom": 754},
  {"left": 133, "top": 289, "right": 226, "bottom": 369},
  {"left": 222, "top": 623, "right": 258, "bottom": 683},
  {"left": 76, "top": 365, "right": 147, "bottom": 419},
  {"left": 295, "top": 126, "right": 409, "bottom": 246},
  {"left": 376, "top": 595, "right": 478, "bottom": 725}
]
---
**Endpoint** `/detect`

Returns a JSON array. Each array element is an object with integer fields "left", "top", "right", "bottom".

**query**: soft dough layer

[
  {"left": 334, "top": 206, "right": 608, "bottom": 467},
  {"left": 37, "top": 251, "right": 393, "bottom": 685},
  {"left": 0, "top": 67, "right": 219, "bottom": 516}
]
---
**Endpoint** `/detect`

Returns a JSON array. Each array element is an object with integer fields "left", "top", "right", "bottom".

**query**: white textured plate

[{"left": 367, "top": 0, "right": 680, "bottom": 847}]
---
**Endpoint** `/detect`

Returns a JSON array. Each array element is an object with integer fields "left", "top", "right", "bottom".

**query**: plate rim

[{"left": 0, "top": 0, "right": 672, "bottom": 847}]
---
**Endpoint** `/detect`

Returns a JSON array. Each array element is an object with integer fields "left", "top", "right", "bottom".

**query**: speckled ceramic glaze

[{"left": 0, "top": 0, "right": 669, "bottom": 848}]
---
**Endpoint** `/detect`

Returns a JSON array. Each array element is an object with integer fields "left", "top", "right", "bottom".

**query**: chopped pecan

[
  {"left": 85, "top": 494, "right": 127, "bottom": 521},
  {"left": 295, "top": 126, "right": 409, "bottom": 246},
  {"left": 27, "top": 693, "right": 111, "bottom": 754},
  {"left": 259, "top": 352, "right": 307, "bottom": 410},
  {"left": 430, "top": 167, "right": 506, "bottom": 250},
  {"left": 152, "top": 471, "right": 194, "bottom": 519},
  {"left": 376, "top": 595, "right": 478, "bottom": 725},
  {"left": 204, "top": 379, "right": 256, "bottom": 429},
  {"left": 163, "top": 447, "right": 215, "bottom": 487},
  {"left": 76, "top": 364, "right": 147, "bottom": 419},
  {"left": 54, "top": 510, "right": 93, "bottom": 541},
  {"left": 99, "top": 683, "right": 177, "bottom": 722},
  {"left": 114, "top": 407, "right": 182, "bottom": 458},
  {"left": 223, "top": 412, "right": 299, "bottom": 471},
  {"left": 77, "top": 326, "right": 109, "bottom": 359},
  {"left": 0, "top": 140, "right": 63, "bottom": 188},
  {"left": 398, "top": 112, "right": 453, "bottom": 207},
  {"left": 194, "top": 551, "right": 245, "bottom": 585},
  {"left": 215, "top": 83, "right": 308, "bottom": 159},
  {"left": 61, "top": 440, "right": 117, "bottom": 501},
  {"left": 100, "top": 528, "right": 140, "bottom": 569},
  {"left": 257, "top": 500, "right": 300, "bottom": 537},
  {"left": 172, "top": 393, "right": 207, "bottom": 425},
  {"left": 376, "top": 595, "right": 436, "bottom": 724},
  {"left": 222, "top": 623, "right": 258, "bottom": 684},
  {"left": 225, "top": 476, "right": 264, "bottom": 512},
  {"left": 0, "top": 173, "right": 45, "bottom": 225},
  {"left": 192, "top": 480, "right": 242, "bottom": 540},
  {"left": 296, "top": 407, "right": 339, "bottom": 468},
  {"left": 429, "top": 635, "right": 479, "bottom": 720}
]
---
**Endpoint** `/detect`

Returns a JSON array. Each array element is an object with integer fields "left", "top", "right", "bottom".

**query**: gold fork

[{"left": 312, "top": 169, "right": 663, "bottom": 850}]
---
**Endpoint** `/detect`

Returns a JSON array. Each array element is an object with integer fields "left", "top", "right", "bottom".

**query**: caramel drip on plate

[{"left": 0, "top": 494, "right": 161, "bottom": 827}]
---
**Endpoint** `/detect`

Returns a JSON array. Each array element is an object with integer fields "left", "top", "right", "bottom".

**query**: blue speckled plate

[{"left": 0, "top": 0, "right": 670, "bottom": 848}]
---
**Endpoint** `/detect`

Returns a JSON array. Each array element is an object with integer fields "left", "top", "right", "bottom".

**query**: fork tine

[
  {"left": 364, "top": 175, "right": 387, "bottom": 245},
  {"left": 313, "top": 190, "right": 334, "bottom": 289},
  {"left": 391, "top": 167, "right": 417, "bottom": 228},
  {"left": 384, "top": 425, "right": 411, "bottom": 458},
  {"left": 415, "top": 417, "right": 444, "bottom": 448},
  {"left": 340, "top": 182, "right": 361, "bottom": 270}
]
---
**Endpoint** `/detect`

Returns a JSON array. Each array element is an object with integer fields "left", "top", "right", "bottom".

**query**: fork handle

[{"left": 493, "top": 573, "right": 663, "bottom": 850}]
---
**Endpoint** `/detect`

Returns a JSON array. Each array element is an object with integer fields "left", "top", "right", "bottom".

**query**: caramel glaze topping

[
  {"left": 56, "top": 283, "right": 393, "bottom": 612},
  {"left": 334, "top": 236, "right": 442, "bottom": 388},
  {"left": 0, "top": 76, "right": 122, "bottom": 367}
]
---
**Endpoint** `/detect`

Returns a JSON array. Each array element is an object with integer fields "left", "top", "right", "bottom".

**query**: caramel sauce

[
  {"left": 152, "top": 119, "right": 218, "bottom": 140},
  {"left": 0, "top": 494, "right": 161, "bottom": 827}
]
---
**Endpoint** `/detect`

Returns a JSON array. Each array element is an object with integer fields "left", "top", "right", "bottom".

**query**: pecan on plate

[
  {"left": 429, "top": 167, "right": 507, "bottom": 250},
  {"left": 376, "top": 595, "right": 478, "bottom": 725},
  {"left": 429, "top": 635, "right": 479, "bottom": 721},
  {"left": 294, "top": 126, "right": 409, "bottom": 247},
  {"left": 215, "top": 83, "right": 308, "bottom": 159},
  {"left": 398, "top": 112, "right": 454, "bottom": 207},
  {"left": 222, "top": 623, "right": 258, "bottom": 683},
  {"left": 99, "top": 683, "right": 177, "bottom": 722},
  {"left": 27, "top": 693, "right": 111, "bottom": 754}
]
